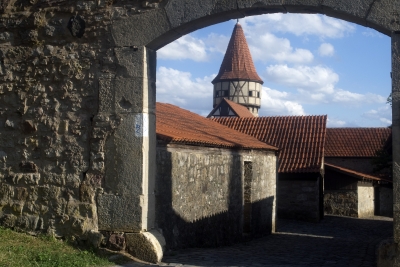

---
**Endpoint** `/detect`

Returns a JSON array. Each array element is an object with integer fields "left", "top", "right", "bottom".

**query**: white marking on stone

[{"left": 135, "top": 113, "right": 149, "bottom": 137}]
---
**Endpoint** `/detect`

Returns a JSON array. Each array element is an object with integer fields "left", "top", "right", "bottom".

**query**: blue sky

[{"left": 156, "top": 14, "right": 391, "bottom": 127}]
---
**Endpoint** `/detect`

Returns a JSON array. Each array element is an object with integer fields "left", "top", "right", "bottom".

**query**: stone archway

[
  {"left": 0, "top": 0, "right": 398, "bottom": 264},
  {"left": 100, "top": 0, "right": 400, "bottom": 262}
]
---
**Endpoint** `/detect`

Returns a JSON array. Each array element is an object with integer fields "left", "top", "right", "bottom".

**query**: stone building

[
  {"left": 155, "top": 102, "right": 278, "bottom": 250},
  {"left": 213, "top": 116, "right": 327, "bottom": 222},
  {"left": 324, "top": 128, "right": 393, "bottom": 217}
]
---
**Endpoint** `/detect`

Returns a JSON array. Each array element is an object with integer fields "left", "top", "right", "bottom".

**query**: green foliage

[
  {"left": 387, "top": 92, "right": 392, "bottom": 107},
  {"left": 0, "top": 227, "right": 113, "bottom": 267},
  {"left": 371, "top": 136, "right": 392, "bottom": 177}
]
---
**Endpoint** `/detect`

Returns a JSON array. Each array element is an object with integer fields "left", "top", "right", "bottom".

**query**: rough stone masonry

[{"left": 0, "top": 0, "right": 399, "bottom": 264}]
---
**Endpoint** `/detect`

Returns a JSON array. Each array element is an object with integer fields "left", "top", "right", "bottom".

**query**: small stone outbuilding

[
  {"left": 213, "top": 115, "right": 327, "bottom": 222},
  {"left": 324, "top": 128, "right": 393, "bottom": 217},
  {"left": 155, "top": 102, "right": 278, "bottom": 250}
]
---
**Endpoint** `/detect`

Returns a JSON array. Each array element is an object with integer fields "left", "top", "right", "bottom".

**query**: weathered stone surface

[
  {"left": 324, "top": 190, "right": 358, "bottom": 217},
  {"left": 377, "top": 238, "right": 398, "bottom": 267},
  {"left": 237, "top": 0, "right": 284, "bottom": 9},
  {"left": 106, "top": 232, "right": 126, "bottom": 251},
  {"left": 278, "top": 176, "right": 321, "bottom": 222},
  {"left": 114, "top": 78, "right": 144, "bottom": 114},
  {"left": 111, "top": 9, "right": 171, "bottom": 47},
  {"left": 283, "top": 0, "right": 322, "bottom": 13},
  {"left": 126, "top": 230, "right": 165, "bottom": 263},
  {"left": 358, "top": 185, "right": 374, "bottom": 218},
  {"left": 165, "top": 0, "right": 219, "bottom": 29},
  {"left": 97, "top": 193, "right": 142, "bottom": 232},
  {"left": 367, "top": 0, "right": 400, "bottom": 35},
  {"left": 22, "top": 120, "right": 37, "bottom": 134},
  {"left": 67, "top": 15, "right": 86, "bottom": 38},
  {"left": 114, "top": 46, "right": 145, "bottom": 78},
  {"left": 19, "top": 161, "right": 38, "bottom": 173},
  {"left": 156, "top": 146, "right": 276, "bottom": 249},
  {"left": 322, "top": 0, "right": 373, "bottom": 26}
]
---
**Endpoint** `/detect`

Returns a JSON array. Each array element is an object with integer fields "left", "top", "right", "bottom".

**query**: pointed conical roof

[{"left": 212, "top": 23, "right": 263, "bottom": 84}]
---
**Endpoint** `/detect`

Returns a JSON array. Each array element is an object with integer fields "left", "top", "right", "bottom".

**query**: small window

[
  {"left": 249, "top": 91, "right": 253, "bottom": 97},
  {"left": 257, "top": 92, "right": 260, "bottom": 98},
  {"left": 216, "top": 91, "right": 220, "bottom": 97},
  {"left": 223, "top": 90, "right": 229, "bottom": 97}
]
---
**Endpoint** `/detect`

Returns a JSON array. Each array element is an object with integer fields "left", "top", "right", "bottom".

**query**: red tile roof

[
  {"left": 207, "top": 98, "right": 254, "bottom": 118},
  {"left": 212, "top": 116, "right": 327, "bottom": 173},
  {"left": 325, "top": 163, "right": 391, "bottom": 183},
  {"left": 156, "top": 102, "right": 278, "bottom": 151},
  {"left": 325, "top": 128, "right": 392, "bottom": 157},
  {"left": 212, "top": 23, "right": 263, "bottom": 84}
]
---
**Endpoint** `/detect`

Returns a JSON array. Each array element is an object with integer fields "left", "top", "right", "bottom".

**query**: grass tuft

[{"left": 0, "top": 227, "right": 116, "bottom": 267}]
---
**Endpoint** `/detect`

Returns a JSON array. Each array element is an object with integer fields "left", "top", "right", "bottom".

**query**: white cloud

[
  {"left": 362, "top": 29, "right": 384, "bottom": 38},
  {"left": 265, "top": 64, "right": 338, "bottom": 94},
  {"left": 158, "top": 35, "right": 208, "bottom": 62},
  {"left": 204, "top": 33, "right": 230, "bottom": 54},
  {"left": 362, "top": 105, "right": 392, "bottom": 125},
  {"left": 327, "top": 118, "right": 347, "bottom": 127},
  {"left": 265, "top": 64, "right": 386, "bottom": 106},
  {"left": 318, "top": 43, "right": 334, "bottom": 57},
  {"left": 242, "top": 13, "right": 355, "bottom": 39},
  {"left": 156, "top": 67, "right": 214, "bottom": 114},
  {"left": 259, "top": 87, "right": 306, "bottom": 116},
  {"left": 249, "top": 33, "right": 314, "bottom": 64}
]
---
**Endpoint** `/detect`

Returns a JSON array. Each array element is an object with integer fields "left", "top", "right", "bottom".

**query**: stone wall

[
  {"left": 155, "top": 144, "right": 276, "bottom": 250},
  {"left": 358, "top": 185, "right": 374, "bottom": 218},
  {"left": 324, "top": 190, "right": 358, "bottom": 217},
  {"left": 0, "top": 2, "right": 114, "bottom": 241},
  {"left": 277, "top": 175, "right": 321, "bottom": 222}
]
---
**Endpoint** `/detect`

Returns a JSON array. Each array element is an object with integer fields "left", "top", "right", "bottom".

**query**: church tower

[{"left": 211, "top": 22, "right": 263, "bottom": 117}]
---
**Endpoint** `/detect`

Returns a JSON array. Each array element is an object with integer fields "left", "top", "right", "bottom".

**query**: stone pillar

[
  {"left": 389, "top": 32, "right": 400, "bottom": 266},
  {"left": 96, "top": 46, "right": 164, "bottom": 262}
]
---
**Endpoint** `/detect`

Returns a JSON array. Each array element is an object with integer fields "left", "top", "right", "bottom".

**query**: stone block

[
  {"left": 87, "top": 230, "right": 104, "bottom": 248},
  {"left": 283, "top": 0, "right": 322, "bottom": 13},
  {"left": 97, "top": 193, "right": 142, "bottom": 232},
  {"left": 165, "top": 0, "right": 218, "bottom": 29},
  {"left": 114, "top": 78, "right": 149, "bottom": 114},
  {"left": 114, "top": 46, "right": 145, "bottom": 79},
  {"left": 111, "top": 9, "right": 171, "bottom": 47},
  {"left": 237, "top": 0, "right": 283, "bottom": 9},
  {"left": 321, "top": 0, "right": 373, "bottom": 26},
  {"left": 367, "top": 0, "right": 400, "bottom": 35},
  {"left": 107, "top": 233, "right": 126, "bottom": 251},
  {"left": 125, "top": 230, "right": 165, "bottom": 263}
]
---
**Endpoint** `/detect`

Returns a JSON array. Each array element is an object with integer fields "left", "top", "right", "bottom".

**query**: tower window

[
  {"left": 216, "top": 91, "right": 220, "bottom": 97},
  {"left": 223, "top": 90, "right": 229, "bottom": 97},
  {"left": 249, "top": 91, "right": 253, "bottom": 97},
  {"left": 257, "top": 92, "right": 260, "bottom": 98}
]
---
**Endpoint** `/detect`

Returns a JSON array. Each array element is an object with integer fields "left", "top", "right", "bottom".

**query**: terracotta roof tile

[
  {"left": 212, "top": 116, "right": 327, "bottom": 173},
  {"left": 325, "top": 163, "right": 391, "bottom": 183},
  {"left": 212, "top": 23, "right": 263, "bottom": 84},
  {"left": 156, "top": 102, "right": 278, "bottom": 151},
  {"left": 325, "top": 128, "right": 392, "bottom": 157},
  {"left": 207, "top": 98, "right": 254, "bottom": 118}
]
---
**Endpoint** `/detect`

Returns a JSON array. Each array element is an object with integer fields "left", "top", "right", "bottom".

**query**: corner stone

[{"left": 125, "top": 230, "right": 165, "bottom": 263}]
